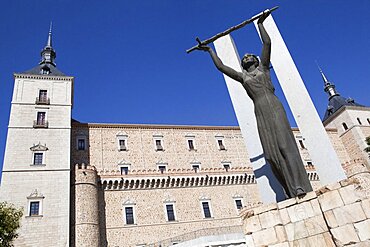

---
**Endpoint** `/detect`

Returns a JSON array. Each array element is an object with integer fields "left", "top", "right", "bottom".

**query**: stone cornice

[
  {"left": 72, "top": 122, "right": 339, "bottom": 132},
  {"left": 72, "top": 122, "right": 241, "bottom": 131},
  {"left": 14, "top": 73, "right": 74, "bottom": 81},
  {"left": 323, "top": 105, "right": 370, "bottom": 126}
]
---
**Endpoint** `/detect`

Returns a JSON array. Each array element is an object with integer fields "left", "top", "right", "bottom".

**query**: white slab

[
  {"left": 253, "top": 15, "right": 346, "bottom": 184},
  {"left": 214, "top": 36, "right": 286, "bottom": 203}
]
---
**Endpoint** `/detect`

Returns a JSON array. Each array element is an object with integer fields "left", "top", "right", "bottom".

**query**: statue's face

[{"left": 242, "top": 54, "right": 258, "bottom": 69}]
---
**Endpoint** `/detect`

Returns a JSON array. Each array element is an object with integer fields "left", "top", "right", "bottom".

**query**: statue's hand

[
  {"left": 257, "top": 10, "right": 271, "bottom": 24},
  {"left": 195, "top": 44, "right": 211, "bottom": 52}
]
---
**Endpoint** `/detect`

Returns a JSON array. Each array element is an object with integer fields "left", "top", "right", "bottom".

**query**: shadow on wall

[{"left": 70, "top": 121, "right": 93, "bottom": 246}]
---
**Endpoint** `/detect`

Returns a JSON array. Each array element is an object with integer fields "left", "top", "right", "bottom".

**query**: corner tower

[
  {"left": 0, "top": 25, "right": 73, "bottom": 246},
  {"left": 319, "top": 66, "right": 370, "bottom": 171}
]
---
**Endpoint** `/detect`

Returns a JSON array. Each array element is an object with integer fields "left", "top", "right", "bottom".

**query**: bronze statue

[{"left": 195, "top": 11, "right": 312, "bottom": 198}]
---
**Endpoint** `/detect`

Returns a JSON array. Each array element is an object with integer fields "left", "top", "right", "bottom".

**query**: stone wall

[{"left": 241, "top": 172, "right": 370, "bottom": 247}]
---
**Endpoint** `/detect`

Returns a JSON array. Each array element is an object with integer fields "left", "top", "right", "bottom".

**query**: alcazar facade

[{"left": 0, "top": 29, "right": 369, "bottom": 247}]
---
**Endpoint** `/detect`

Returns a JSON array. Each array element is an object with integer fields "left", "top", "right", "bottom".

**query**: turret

[{"left": 72, "top": 164, "right": 100, "bottom": 247}]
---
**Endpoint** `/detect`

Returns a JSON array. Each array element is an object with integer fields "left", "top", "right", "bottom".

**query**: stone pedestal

[{"left": 241, "top": 172, "right": 370, "bottom": 246}]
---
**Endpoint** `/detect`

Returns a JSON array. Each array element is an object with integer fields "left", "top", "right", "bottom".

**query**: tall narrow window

[
  {"left": 36, "top": 112, "right": 46, "bottom": 125},
  {"left": 29, "top": 201, "right": 40, "bottom": 216},
  {"left": 37, "top": 90, "right": 49, "bottom": 104},
  {"left": 120, "top": 166, "right": 129, "bottom": 175},
  {"left": 218, "top": 140, "right": 226, "bottom": 150},
  {"left": 33, "top": 153, "right": 43, "bottom": 165},
  {"left": 202, "top": 202, "right": 212, "bottom": 218},
  {"left": 342, "top": 122, "right": 348, "bottom": 131},
  {"left": 125, "top": 207, "right": 135, "bottom": 224},
  {"left": 367, "top": 118, "right": 370, "bottom": 125},
  {"left": 155, "top": 140, "right": 163, "bottom": 151},
  {"left": 222, "top": 162, "right": 230, "bottom": 171},
  {"left": 235, "top": 199, "right": 243, "bottom": 210},
  {"left": 298, "top": 140, "right": 305, "bottom": 149},
  {"left": 357, "top": 118, "right": 362, "bottom": 125},
  {"left": 166, "top": 204, "right": 176, "bottom": 221},
  {"left": 192, "top": 164, "right": 200, "bottom": 172},
  {"left": 77, "top": 139, "right": 85, "bottom": 150},
  {"left": 188, "top": 140, "right": 195, "bottom": 150},
  {"left": 119, "top": 139, "right": 127, "bottom": 151},
  {"left": 39, "top": 90, "right": 47, "bottom": 101},
  {"left": 158, "top": 165, "right": 166, "bottom": 174}
]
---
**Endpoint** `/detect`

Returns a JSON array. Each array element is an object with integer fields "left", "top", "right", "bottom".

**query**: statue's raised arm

[
  {"left": 195, "top": 45, "right": 243, "bottom": 83},
  {"left": 257, "top": 11, "right": 271, "bottom": 70}
]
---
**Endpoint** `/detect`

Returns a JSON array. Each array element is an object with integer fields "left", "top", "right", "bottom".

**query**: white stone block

[
  {"left": 324, "top": 210, "right": 338, "bottom": 229},
  {"left": 285, "top": 221, "right": 309, "bottom": 241},
  {"left": 361, "top": 198, "right": 370, "bottom": 218},
  {"left": 310, "top": 199, "right": 322, "bottom": 216},
  {"left": 270, "top": 242, "right": 290, "bottom": 247},
  {"left": 332, "top": 202, "right": 366, "bottom": 226},
  {"left": 339, "top": 184, "right": 367, "bottom": 205},
  {"left": 278, "top": 198, "right": 297, "bottom": 210},
  {"left": 307, "top": 233, "right": 335, "bottom": 247},
  {"left": 318, "top": 190, "right": 344, "bottom": 211},
  {"left": 280, "top": 208, "right": 291, "bottom": 225},
  {"left": 275, "top": 225, "right": 288, "bottom": 242},
  {"left": 287, "top": 201, "right": 315, "bottom": 223},
  {"left": 259, "top": 210, "right": 282, "bottom": 229},
  {"left": 331, "top": 224, "right": 360, "bottom": 246},
  {"left": 244, "top": 234, "right": 255, "bottom": 247},
  {"left": 244, "top": 215, "right": 262, "bottom": 234},
  {"left": 304, "top": 215, "right": 328, "bottom": 235},
  {"left": 252, "top": 227, "right": 278, "bottom": 246},
  {"left": 354, "top": 219, "right": 370, "bottom": 241}
]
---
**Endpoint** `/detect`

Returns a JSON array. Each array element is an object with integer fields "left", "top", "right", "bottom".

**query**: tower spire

[
  {"left": 316, "top": 62, "right": 338, "bottom": 99},
  {"left": 46, "top": 21, "right": 52, "bottom": 48},
  {"left": 40, "top": 22, "right": 56, "bottom": 67}
]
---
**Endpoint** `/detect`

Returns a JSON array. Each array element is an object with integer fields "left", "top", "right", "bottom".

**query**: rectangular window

[
  {"left": 299, "top": 140, "right": 305, "bottom": 149},
  {"left": 125, "top": 207, "right": 134, "bottom": 224},
  {"left": 223, "top": 163, "right": 230, "bottom": 171},
  {"left": 39, "top": 90, "right": 48, "bottom": 103},
  {"left": 158, "top": 165, "right": 166, "bottom": 174},
  {"left": 29, "top": 201, "right": 40, "bottom": 216},
  {"left": 166, "top": 204, "right": 176, "bottom": 221},
  {"left": 33, "top": 153, "right": 43, "bottom": 165},
  {"left": 218, "top": 140, "right": 226, "bottom": 150},
  {"left": 202, "top": 202, "right": 212, "bottom": 218},
  {"left": 235, "top": 199, "right": 243, "bottom": 210},
  {"left": 36, "top": 112, "right": 46, "bottom": 125},
  {"left": 155, "top": 140, "right": 163, "bottom": 151},
  {"left": 188, "top": 140, "right": 195, "bottom": 150},
  {"left": 192, "top": 164, "right": 200, "bottom": 172},
  {"left": 119, "top": 139, "right": 127, "bottom": 151},
  {"left": 77, "top": 139, "right": 85, "bottom": 150},
  {"left": 121, "top": 166, "right": 129, "bottom": 175}
]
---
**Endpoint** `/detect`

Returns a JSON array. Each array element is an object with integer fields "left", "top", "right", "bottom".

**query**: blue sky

[{"left": 0, "top": 1, "right": 369, "bottom": 174}]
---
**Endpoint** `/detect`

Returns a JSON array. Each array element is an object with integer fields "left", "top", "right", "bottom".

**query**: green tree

[
  {"left": 0, "top": 202, "right": 23, "bottom": 247},
  {"left": 365, "top": 136, "right": 370, "bottom": 153}
]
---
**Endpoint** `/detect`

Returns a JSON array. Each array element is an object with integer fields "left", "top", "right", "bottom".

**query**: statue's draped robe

[{"left": 242, "top": 67, "right": 313, "bottom": 198}]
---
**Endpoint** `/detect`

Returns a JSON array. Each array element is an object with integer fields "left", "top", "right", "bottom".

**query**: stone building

[{"left": 0, "top": 30, "right": 369, "bottom": 247}]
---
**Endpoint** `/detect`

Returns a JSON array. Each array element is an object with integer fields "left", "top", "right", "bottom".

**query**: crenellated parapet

[
  {"left": 100, "top": 173, "right": 257, "bottom": 191},
  {"left": 342, "top": 158, "right": 369, "bottom": 177},
  {"left": 73, "top": 163, "right": 100, "bottom": 247}
]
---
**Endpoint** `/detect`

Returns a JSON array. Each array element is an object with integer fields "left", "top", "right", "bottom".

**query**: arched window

[
  {"left": 357, "top": 118, "right": 362, "bottom": 125},
  {"left": 342, "top": 122, "right": 348, "bottom": 130}
]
